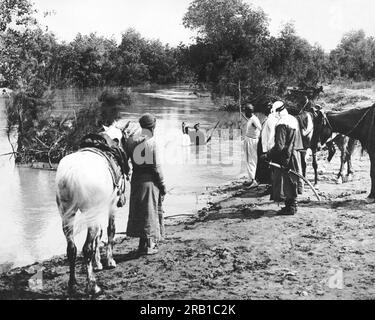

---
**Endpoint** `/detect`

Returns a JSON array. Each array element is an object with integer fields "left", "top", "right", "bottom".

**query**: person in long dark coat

[
  {"left": 125, "top": 113, "right": 167, "bottom": 255},
  {"left": 264, "top": 103, "right": 303, "bottom": 215}
]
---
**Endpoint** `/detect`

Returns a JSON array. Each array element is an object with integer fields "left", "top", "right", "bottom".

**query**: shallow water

[{"left": 0, "top": 86, "right": 246, "bottom": 269}]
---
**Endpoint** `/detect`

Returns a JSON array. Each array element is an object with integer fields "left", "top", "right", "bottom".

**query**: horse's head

[
  {"left": 103, "top": 122, "right": 123, "bottom": 147},
  {"left": 103, "top": 120, "right": 141, "bottom": 150},
  {"left": 312, "top": 86, "right": 324, "bottom": 100},
  {"left": 311, "top": 109, "right": 333, "bottom": 150}
]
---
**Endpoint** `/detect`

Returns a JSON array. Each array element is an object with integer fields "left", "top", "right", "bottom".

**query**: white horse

[{"left": 56, "top": 122, "right": 127, "bottom": 295}]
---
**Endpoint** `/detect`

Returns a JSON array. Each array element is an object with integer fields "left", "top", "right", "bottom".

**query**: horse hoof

[
  {"left": 335, "top": 178, "right": 343, "bottom": 184},
  {"left": 94, "top": 262, "right": 103, "bottom": 272},
  {"left": 365, "top": 197, "right": 375, "bottom": 204},
  {"left": 68, "top": 282, "right": 78, "bottom": 295},
  {"left": 87, "top": 283, "right": 102, "bottom": 296},
  {"left": 314, "top": 184, "right": 320, "bottom": 190},
  {"left": 106, "top": 259, "right": 117, "bottom": 269}
]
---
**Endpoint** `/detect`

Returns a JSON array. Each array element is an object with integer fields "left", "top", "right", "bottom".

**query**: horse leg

[
  {"left": 347, "top": 138, "right": 356, "bottom": 177},
  {"left": 58, "top": 197, "right": 78, "bottom": 294},
  {"left": 106, "top": 207, "right": 117, "bottom": 269},
  {"left": 346, "top": 153, "right": 353, "bottom": 181},
  {"left": 93, "top": 228, "right": 103, "bottom": 271},
  {"left": 300, "top": 152, "right": 307, "bottom": 178},
  {"left": 326, "top": 141, "right": 336, "bottom": 162},
  {"left": 337, "top": 151, "right": 346, "bottom": 183},
  {"left": 312, "top": 150, "right": 318, "bottom": 186},
  {"left": 336, "top": 139, "right": 347, "bottom": 183},
  {"left": 367, "top": 152, "right": 375, "bottom": 202},
  {"left": 83, "top": 226, "right": 102, "bottom": 295}
]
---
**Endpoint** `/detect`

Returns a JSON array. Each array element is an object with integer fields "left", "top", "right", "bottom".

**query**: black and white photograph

[{"left": 1, "top": 0, "right": 375, "bottom": 303}]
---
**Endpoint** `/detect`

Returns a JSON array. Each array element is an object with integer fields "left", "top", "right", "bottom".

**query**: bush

[{"left": 6, "top": 88, "right": 132, "bottom": 165}]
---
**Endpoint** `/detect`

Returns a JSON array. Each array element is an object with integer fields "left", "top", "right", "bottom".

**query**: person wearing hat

[
  {"left": 125, "top": 113, "right": 167, "bottom": 255},
  {"left": 189, "top": 123, "right": 206, "bottom": 145},
  {"left": 243, "top": 104, "right": 262, "bottom": 187},
  {"left": 263, "top": 101, "right": 303, "bottom": 215}
]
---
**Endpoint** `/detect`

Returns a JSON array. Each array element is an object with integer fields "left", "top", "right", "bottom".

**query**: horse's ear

[{"left": 103, "top": 125, "right": 109, "bottom": 132}]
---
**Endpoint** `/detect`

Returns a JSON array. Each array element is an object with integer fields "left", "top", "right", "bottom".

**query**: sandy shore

[{"left": 1, "top": 145, "right": 375, "bottom": 300}]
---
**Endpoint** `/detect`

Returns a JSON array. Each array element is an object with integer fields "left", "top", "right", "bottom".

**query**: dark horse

[
  {"left": 295, "top": 110, "right": 319, "bottom": 185},
  {"left": 312, "top": 104, "right": 375, "bottom": 202},
  {"left": 326, "top": 134, "right": 357, "bottom": 183}
]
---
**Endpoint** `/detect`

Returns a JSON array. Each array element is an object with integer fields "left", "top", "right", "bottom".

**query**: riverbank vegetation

[{"left": 6, "top": 89, "right": 131, "bottom": 166}]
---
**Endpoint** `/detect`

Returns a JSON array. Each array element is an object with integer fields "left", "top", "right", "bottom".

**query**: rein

[
  {"left": 322, "top": 112, "right": 333, "bottom": 131},
  {"left": 298, "top": 99, "right": 309, "bottom": 115}
]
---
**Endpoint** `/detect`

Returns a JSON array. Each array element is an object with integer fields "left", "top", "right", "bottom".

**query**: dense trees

[
  {"left": 182, "top": 0, "right": 270, "bottom": 99},
  {"left": 182, "top": 1, "right": 334, "bottom": 102},
  {"left": 1, "top": 0, "right": 375, "bottom": 99},
  {"left": 0, "top": 1, "right": 188, "bottom": 90},
  {"left": 181, "top": 0, "right": 375, "bottom": 104},
  {"left": 330, "top": 30, "right": 375, "bottom": 80},
  {"left": 0, "top": 0, "right": 36, "bottom": 32}
]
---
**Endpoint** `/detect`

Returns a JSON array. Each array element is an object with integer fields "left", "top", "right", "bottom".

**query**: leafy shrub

[{"left": 6, "top": 89, "right": 132, "bottom": 165}]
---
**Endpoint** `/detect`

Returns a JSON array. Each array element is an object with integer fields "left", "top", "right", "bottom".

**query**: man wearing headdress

[{"left": 264, "top": 101, "right": 303, "bottom": 215}]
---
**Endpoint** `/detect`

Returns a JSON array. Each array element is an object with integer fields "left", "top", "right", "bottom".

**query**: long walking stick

[
  {"left": 267, "top": 161, "right": 321, "bottom": 201},
  {"left": 206, "top": 120, "right": 221, "bottom": 143}
]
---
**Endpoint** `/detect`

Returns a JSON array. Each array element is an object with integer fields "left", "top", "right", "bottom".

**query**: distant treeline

[
  {"left": 0, "top": 27, "right": 194, "bottom": 90},
  {"left": 1, "top": 0, "right": 375, "bottom": 102}
]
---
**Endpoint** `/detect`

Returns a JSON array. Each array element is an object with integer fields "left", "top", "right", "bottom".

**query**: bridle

[
  {"left": 321, "top": 110, "right": 333, "bottom": 131},
  {"left": 315, "top": 110, "right": 334, "bottom": 146}
]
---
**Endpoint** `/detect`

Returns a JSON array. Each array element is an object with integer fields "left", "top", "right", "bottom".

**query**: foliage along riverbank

[
  {"left": 5, "top": 88, "right": 131, "bottom": 167},
  {"left": 2, "top": 0, "right": 375, "bottom": 112}
]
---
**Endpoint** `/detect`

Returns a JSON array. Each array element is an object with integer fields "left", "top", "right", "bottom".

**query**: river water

[{"left": 0, "top": 86, "right": 246, "bottom": 269}]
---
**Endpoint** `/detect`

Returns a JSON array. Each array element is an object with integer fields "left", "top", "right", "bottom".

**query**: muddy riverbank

[
  {"left": 1, "top": 83, "right": 375, "bottom": 300},
  {"left": 1, "top": 145, "right": 375, "bottom": 300}
]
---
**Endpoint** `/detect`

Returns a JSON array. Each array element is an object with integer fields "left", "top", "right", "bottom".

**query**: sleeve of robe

[
  {"left": 268, "top": 124, "right": 296, "bottom": 168},
  {"left": 152, "top": 142, "right": 167, "bottom": 195}
]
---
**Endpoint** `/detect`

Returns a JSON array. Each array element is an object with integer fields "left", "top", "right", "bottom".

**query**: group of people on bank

[
  {"left": 125, "top": 103, "right": 303, "bottom": 257},
  {"left": 243, "top": 101, "right": 303, "bottom": 216}
]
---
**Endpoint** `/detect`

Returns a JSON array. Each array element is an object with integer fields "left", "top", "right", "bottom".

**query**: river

[{"left": 0, "top": 86, "right": 245, "bottom": 270}]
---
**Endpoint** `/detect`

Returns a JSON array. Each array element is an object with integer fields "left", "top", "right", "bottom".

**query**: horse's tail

[
  {"left": 56, "top": 152, "right": 117, "bottom": 235},
  {"left": 359, "top": 140, "right": 368, "bottom": 156}
]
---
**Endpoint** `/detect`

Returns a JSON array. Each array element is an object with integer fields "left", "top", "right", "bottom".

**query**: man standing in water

[
  {"left": 192, "top": 123, "right": 206, "bottom": 145},
  {"left": 243, "top": 104, "right": 262, "bottom": 188}
]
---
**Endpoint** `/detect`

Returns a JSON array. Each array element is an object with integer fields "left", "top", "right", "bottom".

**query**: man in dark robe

[
  {"left": 265, "top": 103, "right": 303, "bottom": 215},
  {"left": 125, "top": 113, "right": 167, "bottom": 255}
]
